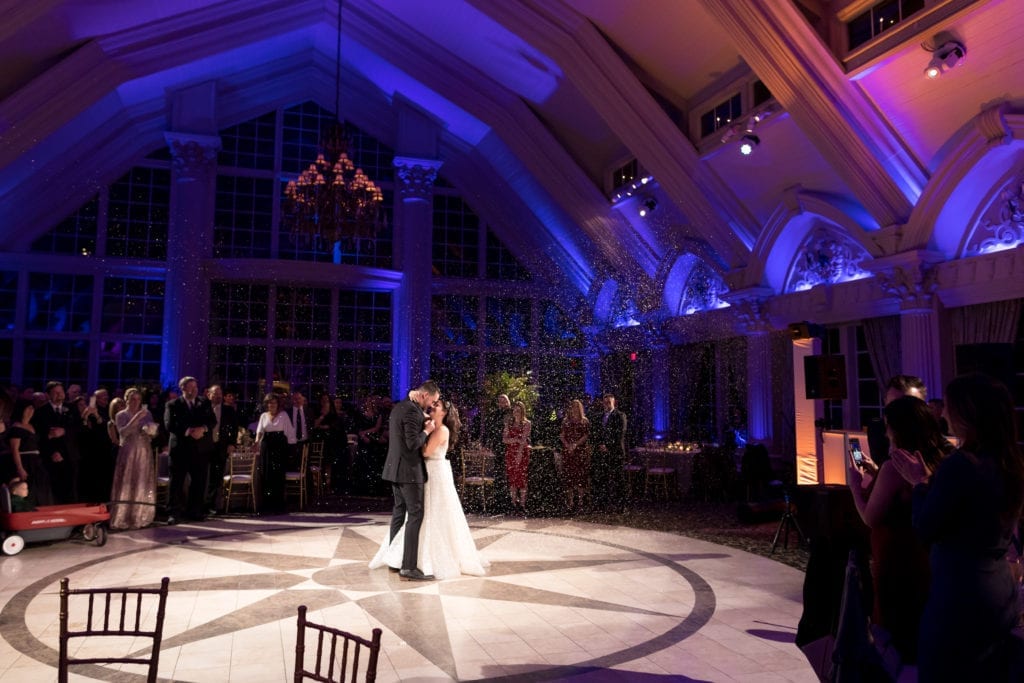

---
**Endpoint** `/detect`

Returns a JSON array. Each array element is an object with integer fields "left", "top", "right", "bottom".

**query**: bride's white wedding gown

[{"left": 369, "top": 429, "right": 489, "bottom": 579}]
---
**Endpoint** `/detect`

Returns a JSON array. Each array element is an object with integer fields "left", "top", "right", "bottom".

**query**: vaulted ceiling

[{"left": 1, "top": 0, "right": 1021, "bottom": 320}]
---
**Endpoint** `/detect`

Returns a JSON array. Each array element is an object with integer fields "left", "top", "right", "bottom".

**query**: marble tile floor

[{"left": 0, "top": 512, "right": 816, "bottom": 682}]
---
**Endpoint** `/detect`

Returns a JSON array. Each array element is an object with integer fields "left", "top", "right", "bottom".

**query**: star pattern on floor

[{"left": 1, "top": 516, "right": 718, "bottom": 681}]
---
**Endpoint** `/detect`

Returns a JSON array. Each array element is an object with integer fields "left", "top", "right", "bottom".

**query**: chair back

[
  {"left": 58, "top": 576, "right": 170, "bottom": 683},
  {"left": 155, "top": 450, "right": 171, "bottom": 508},
  {"left": 307, "top": 440, "right": 328, "bottom": 504},
  {"left": 285, "top": 443, "right": 310, "bottom": 510},
  {"left": 459, "top": 447, "right": 495, "bottom": 512},
  {"left": 224, "top": 447, "right": 259, "bottom": 513},
  {"left": 294, "top": 605, "right": 381, "bottom": 683}
]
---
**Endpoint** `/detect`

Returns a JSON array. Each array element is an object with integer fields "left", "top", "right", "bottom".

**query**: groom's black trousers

[{"left": 390, "top": 481, "right": 425, "bottom": 571}]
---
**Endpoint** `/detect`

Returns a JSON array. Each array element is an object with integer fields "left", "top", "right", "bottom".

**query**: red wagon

[{"left": 0, "top": 484, "right": 109, "bottom": 556}]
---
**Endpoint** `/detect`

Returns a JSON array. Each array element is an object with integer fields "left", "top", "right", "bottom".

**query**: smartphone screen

[{"left": 849, "top": 437, "right": 864, "bottom": 465}]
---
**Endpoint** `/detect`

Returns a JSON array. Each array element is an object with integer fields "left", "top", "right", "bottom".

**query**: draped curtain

[
  {"left": 862, "top": 315, "right": 901, "bottom": 393},
  {"left": 948, "top": 299, "right": 1022, "bottom": 346}
]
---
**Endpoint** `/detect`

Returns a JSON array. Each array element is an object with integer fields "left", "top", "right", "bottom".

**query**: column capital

[
  {"left": 393, "top": 156, "right": 443, "bottom": 200},
  {"left": 866, "top": 250, "right": 944, "bottom": 312},
  {"left": 877, "top": 263, "right": 939, "bottom": 312},
  {"left": 164, "top": 132, "right": 221, "bottom": 182},
  {"left": 723, "top": 287, "right": 775, "bottom": 334}
]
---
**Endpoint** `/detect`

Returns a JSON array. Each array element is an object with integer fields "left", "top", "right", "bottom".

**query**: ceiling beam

[
  {"left": 471, "top": 0, "right": 758, "bottom": 269},
  {"left": 700, "top": 0, "right": 928, "bottom": 228}
]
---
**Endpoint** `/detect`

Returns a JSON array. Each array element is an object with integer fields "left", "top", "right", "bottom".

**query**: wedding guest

[
  {"left": 928, "top": 398, "right": 951, "bottom": 435},
  {"left": 110, "top": 388, "right": 158, "bottom": 530},
  {"left": 592, "top": 392, "right": 627, "bottom": 512},
  {"left": 206, "top": 385, "right": 238, "bottom": 514},
  {"left": 560, "top": 398, "right": 591, "bottom": 513},
  {"left": 8, "top": 401, "right": 53, "bottom": 505},
  {"left": 32, "top": 381, "right": 77, "bottom": 503},
  {"left": 867, "top": 375, "right": 926, "bottom": 466},
  {"left": 891, "top": 373, "right": 1024, "bottom": 680},
  {"left": 847, "top": 395, "right": 953, "bottom": 665},
  {"left": 352, "top": 396, "right": 386, "bottom": 495},
  {"left": 77, "top": 389, "right": 115, "bottom": 503},
  {"left": 7, "top": 478, "right": 35, "bottom": 512},
  {"left": 255, "top": 393, "right": 295, "bottom": 514},
  {"left": 290, "top": 390, "right": 312, "bottom": 469},
  {"left": 164, "top": 376, "right": 216, "bottom": 523},
  {"left": 503, "top": 401, "right": 531, "bottom": 515}
]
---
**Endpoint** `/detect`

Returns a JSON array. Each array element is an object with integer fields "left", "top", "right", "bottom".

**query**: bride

[{"left": 369, "top": 400, "right": 489, "bottom": 579}]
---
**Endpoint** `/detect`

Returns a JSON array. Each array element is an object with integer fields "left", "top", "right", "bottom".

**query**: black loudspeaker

[
  {"left": 804, "top": 354, "right": 847, "bottom": 400},
  {"left": 955, "top": 343, "right": 1016, "bottom": 388}
]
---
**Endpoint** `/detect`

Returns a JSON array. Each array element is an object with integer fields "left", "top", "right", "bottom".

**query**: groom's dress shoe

[{"left": 399, "top": 569, "right": 435, "bottom": 581}]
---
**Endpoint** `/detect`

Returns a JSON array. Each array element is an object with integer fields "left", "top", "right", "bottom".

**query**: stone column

[
  {"left": 161, "top": 132, "right": 220, "bottom": 388},
  {"left": 392, "top": 156, "right": 442, "bottom": 392},
  {"left": 731, "top": 296, "right": 776, "bottom": 447},
  {"left": 648, "top": 338, "right": 670, "bottom": 439}
]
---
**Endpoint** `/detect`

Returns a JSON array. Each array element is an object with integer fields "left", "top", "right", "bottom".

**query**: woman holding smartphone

[{"left": 847, "top": 395, "right": 952, "bottom": 667}]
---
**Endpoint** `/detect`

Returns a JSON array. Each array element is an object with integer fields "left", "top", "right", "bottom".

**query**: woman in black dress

[
  {"left": 7, "top": 401, "right": 54, "bottom": 505},
  {"left": 891, "top": 373, "right": 1023, "bottom": 681}
]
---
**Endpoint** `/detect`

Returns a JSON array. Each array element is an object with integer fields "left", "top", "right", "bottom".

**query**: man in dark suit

[
  {"left": 592, "top": 392, "right": 628, "bottom": 512},
  {"left": 290, "top": 390, "right": 313, "bottom": 468},
  {"left": 164, "top": 376, "right": 216, "bottom": 523},
  {"left": 381, "top": 379, "right": 440, "bottom": 581},
  {"left": 206, "top": 384, "right": 238, "bottom": 514},
  {"left": 33, "top": 381, "right": 79, "bottom": 503}
]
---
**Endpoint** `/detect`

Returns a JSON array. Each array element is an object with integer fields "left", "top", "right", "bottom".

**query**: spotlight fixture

[
  {"left": 739, "top": 134, "right": 759, "bottom": 156},
  {"left": 923, "top": 40, "right": 966, "bottom": 79},
  {"left": 638, "top": 197, "right": 657, "bottom": 217}
]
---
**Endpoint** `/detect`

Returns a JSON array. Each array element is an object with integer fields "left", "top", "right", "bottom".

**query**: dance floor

[{"left": 0, "top": 512, "right": 815, "bottom": 681}]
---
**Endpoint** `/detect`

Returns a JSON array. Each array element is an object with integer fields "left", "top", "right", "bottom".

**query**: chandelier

[{"left": 283, "top": 0, "right": 385, "bottom": 247}]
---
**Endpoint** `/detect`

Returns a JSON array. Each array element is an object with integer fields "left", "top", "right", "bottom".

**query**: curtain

[
  {"left": 862, "top": 315, "right": 901, "bottom": 393},
  {"left": 949, "top": 299, "right": 1022, "bottom": 346}
]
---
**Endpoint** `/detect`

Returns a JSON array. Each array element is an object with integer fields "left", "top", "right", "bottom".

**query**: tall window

[
  {"left": 855, "top": 326, "right": 883, "bottom": 430},
  {"left": 31, "top": 196, "right": 98, "bottom": 256},
  {"left": 433, "top": 196, "right": 480, "bottom": 278},
  {"left": 700, "top": 93, "right": 742, "bottom": 138},
  {"left": 0, "top": 271, "right": 17, "bottom": 331},
  {"left": 107, "top": 167, "right": 170, "bottom": 260},
  {"left": 101, "top": 277, "right": 165, "bottom": 336},
  {"left": 847, "top": 0, "right": 926, "bottom": 50},
  {"left": 23, "top": 339, "right": 90, "bottom": 389},
  {"left": 208, "top": 281, "right": 393, "bottom": 404},
  {"left": 26, "top": 273, "right": 93, "bottom": 333}
]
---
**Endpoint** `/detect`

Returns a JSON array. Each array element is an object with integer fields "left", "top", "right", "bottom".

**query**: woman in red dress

[
  {"left": 560, "top": 399, "right": 591, "bottom": 513},
  {"left": 503, "top": 401, "right": 531, "bottom": 516}
]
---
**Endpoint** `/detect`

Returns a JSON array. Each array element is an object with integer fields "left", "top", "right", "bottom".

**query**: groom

[{"left": 382, "top": 380, "right": 441, "bottom": 581}]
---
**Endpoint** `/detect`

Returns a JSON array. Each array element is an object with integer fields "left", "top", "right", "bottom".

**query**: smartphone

[
  {"left": 89, "top": 395, "right": 97, "bottom": 408},
  {"left": 849, "top": 437, "right": 864, "bottom": 466}
]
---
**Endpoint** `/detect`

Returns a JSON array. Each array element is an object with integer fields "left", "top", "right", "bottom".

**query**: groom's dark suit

[{"left": 381, "top": 398, "right": 430, "bottom": 572}]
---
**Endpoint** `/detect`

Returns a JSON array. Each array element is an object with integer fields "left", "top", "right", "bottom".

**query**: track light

[
  {"left": 638, "top": 197, "right": 657, "bottom": 217},
  {"left": 924, "top": 40, "right": 966, "bottom": 79},
  {"left": 739, "top": 134, "right": 759, "bottom": 156}
]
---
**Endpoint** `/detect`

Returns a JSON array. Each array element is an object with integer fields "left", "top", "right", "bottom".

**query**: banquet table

[{"left": 628, "top": 447, "right": 702, "bottom": 496}]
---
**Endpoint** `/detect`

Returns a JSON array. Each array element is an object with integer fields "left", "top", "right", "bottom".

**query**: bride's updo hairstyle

[{"left": 441, "top": 400, "right": 461, "bottom": 447}]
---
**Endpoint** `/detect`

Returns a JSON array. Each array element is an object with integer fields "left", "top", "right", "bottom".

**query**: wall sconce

[
  {"left": 924, "top": 40, "right": 966, "bottom": 79},
  {"left": 638, "top": 197, "right": 657, "bottom": 217}
]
